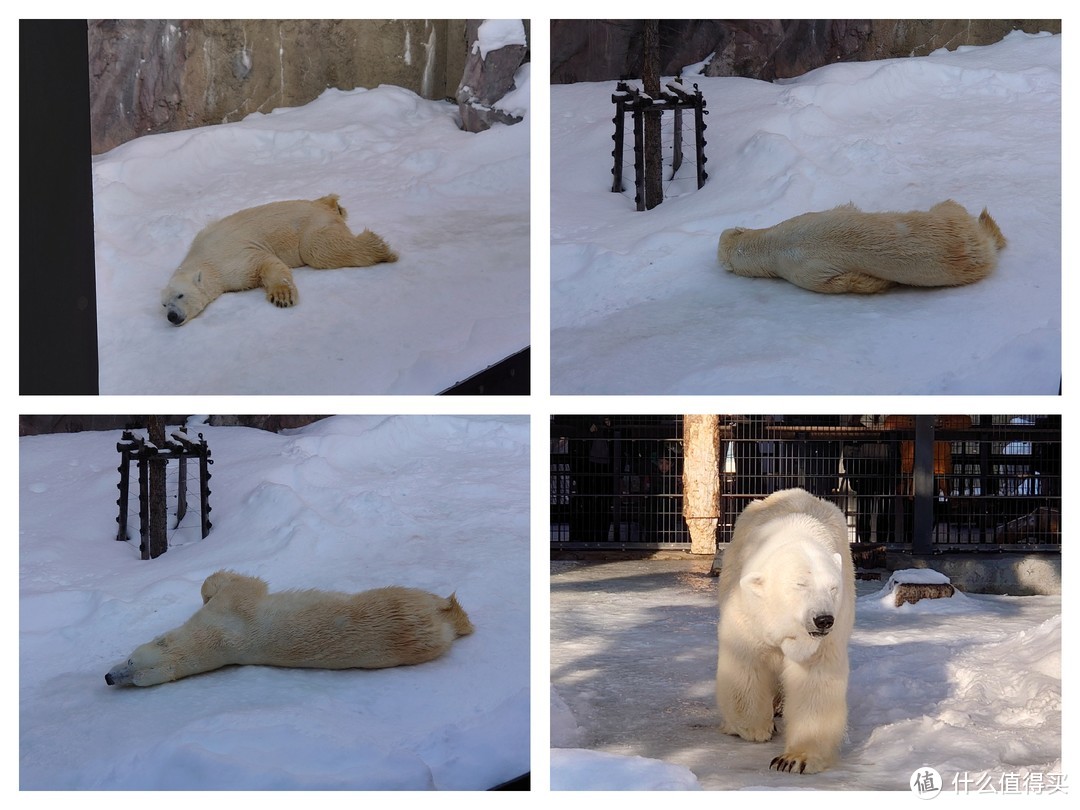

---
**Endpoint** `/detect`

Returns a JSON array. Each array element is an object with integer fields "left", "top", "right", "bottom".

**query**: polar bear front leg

[
  {"left": 771, "top": 656, "right": 848, "bottom": 773},
  {"left": 256, "top": 256, "right": 299, "bottom": 307}
]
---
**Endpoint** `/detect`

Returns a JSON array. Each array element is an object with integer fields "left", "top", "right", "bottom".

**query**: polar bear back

[
  {"left": 186, "top": 198, "right": 347, "bottom": 276},
  {"left": 216, "top": 585, "right": 468, "bottom": 669}
]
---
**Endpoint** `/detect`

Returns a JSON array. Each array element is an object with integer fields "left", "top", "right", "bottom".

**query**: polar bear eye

[{"left": 177, "top": 294, "right": 184, "bottom": 299}]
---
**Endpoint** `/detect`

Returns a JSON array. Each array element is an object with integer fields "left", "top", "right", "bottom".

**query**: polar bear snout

[
  {"left": 165, "top": 305, "right": 186, "bottom": 326},
  {"left": 810, "top": 613, "right": 834, "bottom": 636},
  {"left": 104, "top": 660, "right": 135, "bottom": 686}
]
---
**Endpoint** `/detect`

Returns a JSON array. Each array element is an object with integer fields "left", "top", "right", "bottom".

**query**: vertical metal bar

[
  {"left": 913, "top": 416, "right": 934, "bottom": 554},
  {"left": 611, "top": 429, "right": 623, "bottom": 542}
]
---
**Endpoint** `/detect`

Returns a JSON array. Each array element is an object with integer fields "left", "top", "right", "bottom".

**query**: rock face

[
  {"left": 88, "top": 20, "right": 467, "bottom": 154},
  {"left": 551, "top": 19, "right": 1061, "bottom": 83},
  {"left": 457, "top": 20, "right": 529, "bottom": 133}
]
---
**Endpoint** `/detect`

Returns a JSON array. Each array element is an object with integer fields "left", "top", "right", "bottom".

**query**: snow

[
  {"left": 550, "top": 31, "right": 1061, "bottom": 394},
  {"left": 475, "top": 20, "right": 527, "bottom": 60},
  {"left": 93, "top": 80, "right": 529, "bottom": 394},
  {"left": 550, "top": 558, "right": 1061, "bottom": 792},
  {"left": 881, "top": 567, "right": 952, "bottom": 588},
  {"left": 19, "top": 416, "right": 529, "bottom": 789},
  {"left": 550, "top": 748, "right": 701, "bottom": 791}
]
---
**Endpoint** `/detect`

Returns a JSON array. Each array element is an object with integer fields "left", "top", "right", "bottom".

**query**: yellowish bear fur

[
  {"left": 718, "top": 200, "right": 1006, "bottom": 294},
  {"left": 161, "top": 194, "right": 398, "bottom": 324},
  {"left": 105, "top": 571, "right": 473, "bottom": 686}
]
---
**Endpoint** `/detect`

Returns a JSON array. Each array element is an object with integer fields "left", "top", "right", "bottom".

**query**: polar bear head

[
  {"left": 160, "top": 263, "right": 218, "bottom": 325},
  {"left": 105, "top": 636, "right": 176, "bottom": 687},
  {"left": 739, "top": 517, "right": 846, "bottom": 662}
]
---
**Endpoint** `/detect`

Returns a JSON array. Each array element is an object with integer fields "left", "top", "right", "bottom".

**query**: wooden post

[
  {"left": 694, "top": 89, "right": 708, "bottom": 189},
  {"left": 632, "top": 107, "right": 645, "bottom": 211},
  {"left": 175, "top": 451, "right": 188, "bottom": 529},
  {"left": 611, "top": 86, "right": 627, "bottom": 193},
  {"left": 146, "top": 417, "right": 168, "bottom": 559},
  {"left": 199, "top": 435, "right": 213, "bottom": 539},
  {"left": 683, "top": 415, "right": 720, "bottom": 554},
  {"left": 115, "top": 431, "right": 134, "bottom": 542},
  {"left": 642, "top": 20, "right": 663, "bottom": 210}
]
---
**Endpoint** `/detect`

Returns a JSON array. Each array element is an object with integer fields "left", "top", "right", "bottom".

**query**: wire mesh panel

[
  {"left": 610, "top": 79, "right": 708, "bottom": 210},
  {"left": 550, "top": 416, "right": 687, "bottom": 548}
]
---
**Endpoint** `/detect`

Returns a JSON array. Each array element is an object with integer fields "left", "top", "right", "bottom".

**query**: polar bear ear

[{"left": 741, "top": 571, "right": 767, "bottom": 596}]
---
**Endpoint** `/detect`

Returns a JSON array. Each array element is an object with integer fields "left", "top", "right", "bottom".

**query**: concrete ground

[
  {"left": 550, "top": 557, "right": 733, "bottom": 788},
  {"left": 549, "top": 556, "right": 870, "bottom": 790}
]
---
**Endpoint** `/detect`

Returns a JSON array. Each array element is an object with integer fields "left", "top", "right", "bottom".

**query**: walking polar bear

[
  {"left": 718, "top": 200, "right": 1006, "bottom": 294},
  {"left": 105, "top": 571, "right": 473, "bottom": 687},
  {"left": 160, "top": 194, "right": 398, "bottom": 325},
  {"left": 716, "top": 489, "right": 855, "bottom": 774}
]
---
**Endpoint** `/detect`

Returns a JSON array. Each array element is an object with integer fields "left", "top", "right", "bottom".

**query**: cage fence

[{"left": 551, "top": 415, "right": 1060, "bottom": 552}]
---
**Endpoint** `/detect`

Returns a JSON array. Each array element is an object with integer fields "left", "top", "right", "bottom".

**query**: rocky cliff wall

[
  {"left": 551, "top": 19, "right": 1061, "bottom": 84},
  {"left": 88, "top": 20, "right": 468, "bottom": 154}
]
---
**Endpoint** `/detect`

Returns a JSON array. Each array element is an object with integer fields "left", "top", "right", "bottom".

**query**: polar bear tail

[
  {"left": 443, "top": 592, "right": 475, "bottom": 637},
  {"left": 978, "top": 208, "right": 1007, "bottom": 251},
  {"left": 314, "top": 193, "right": 347, "bottom": 219}
]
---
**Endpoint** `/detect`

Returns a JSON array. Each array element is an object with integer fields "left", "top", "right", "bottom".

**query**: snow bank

[{"left": 551, "top": 748, "right": 702, "bottom": 791}]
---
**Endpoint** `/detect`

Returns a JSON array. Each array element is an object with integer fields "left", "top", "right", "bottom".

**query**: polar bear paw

[
  {"left": 770, "top": 751, "right": 828, "bottom": 775},
  {"left": 721, "top": 720, "right": 775, "bottom": 743},
  {"left": 265, "top": 278, "right": 298, "bottom": 307}
]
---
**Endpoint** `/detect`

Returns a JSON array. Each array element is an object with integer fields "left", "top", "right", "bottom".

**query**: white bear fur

[
  {"left": 105, "top": 571, "right": 473, "bottom": 687},
  {"left": 160, "top": 194, "right": 397, "bottom": 324},
  {"left": 716, "top": 488, "right": 855, "bottom": 774},
  {"left": 718, "top": 200, "right": 1006, "bottom": 294}
]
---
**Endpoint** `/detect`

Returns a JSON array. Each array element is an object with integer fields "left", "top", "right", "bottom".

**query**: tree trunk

[
  {"left": 147, "top": 416, "right": 168, "bottom": 559},
  {"left": 683, "top": 415, "right": 720, "bottom": 554},
  {"left": 642, "top": 20, "right": 663, "bottom": 210}
]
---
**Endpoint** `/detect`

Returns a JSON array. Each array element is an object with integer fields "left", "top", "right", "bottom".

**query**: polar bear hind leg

[
  {"left": 716, "top": 643, "right": 778, "bottom": 742},
  {"left": 300, "top": 223, "right": 398, "bottom": 269}
]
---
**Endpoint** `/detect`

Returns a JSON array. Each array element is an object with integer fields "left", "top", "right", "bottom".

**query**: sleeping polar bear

[
  {"left": 718, "top": 200, "right": 1006, "bottom": 294},
  {"left": 160, "top": 195, "right": 398, "bottom": 324},
  {"left": 105, "top": 571, "right": 473, "bottom": 686},
  {"left": 716, "top": 488, "right": 855, "bottom": 774}
]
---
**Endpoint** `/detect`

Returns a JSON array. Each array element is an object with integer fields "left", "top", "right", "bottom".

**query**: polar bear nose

[
  {"left": 813, "top": 614, "right": 834, "bottom": 632},
  {"left": 105, "top": 672, "right": 115, "bottom": 685},
  {"left": 167, "top": 309, "right": 185, "bottom": 325}
]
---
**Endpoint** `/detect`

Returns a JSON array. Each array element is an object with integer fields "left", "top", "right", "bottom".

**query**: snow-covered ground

[
  {"left": 550, "top": 31, "right": 1060, "bottom": 394},
  {"left": 19, "top": 416, "right": 530, "bottom": 789},
  {"left": 93, "top": 70, "right": 530, "bottom": 394},
  {"left": 550, "top": 558, "right": 1061, "bottom": 792}
]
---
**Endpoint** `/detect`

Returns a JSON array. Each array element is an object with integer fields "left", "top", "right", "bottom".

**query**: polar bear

[
  {"left": 104, "top": 571, "right": 473, "bottom": 686},
  {"left": 715, "top": 488, "right": 855, "bottom": 774},
  {"left": 160, "top": 195, "right": 398, "bottom": 325},
  {"left": 718, "top": 200, "right": 1005, "bottom": 294}
]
